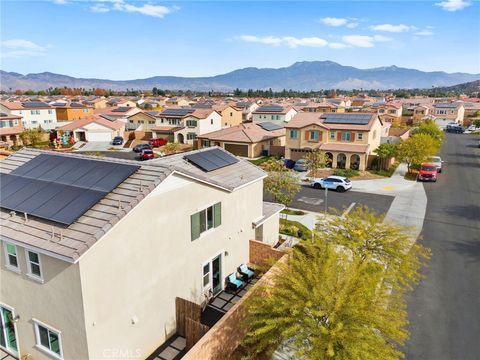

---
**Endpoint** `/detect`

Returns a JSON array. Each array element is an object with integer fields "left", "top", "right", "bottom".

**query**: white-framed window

[
  {"left": 357, "top": 133, "right": 363, "bottom": 141},
  {"left": 289, "top": 130, "right": 299, "bottom": 139},
  {"left": 330, "top": 131, "right": 335, "bottom": 140},
  {"left": 379, "top": 109, "right": 385, "bottom": 113},
  {"left": 309, "top": 131, "right": 319, "bottom": 141},
  {"left": 36, "top": 110, "right": 41, "bottom": 115},
  {"left": 3, "top": 243, "right": 20, "bottom": 272},
  {"left": 191, "top": 202, "right": 221, "bottom": 241},
  {"left": 48, "top": 109, "right": 53, "bottom": 114},
  {"left": 341, "top": 132, "right": 351, "bottom": 141},
  {"left": 148, "top": 120, "right": 155, "bottom": 124},
  {"left": 186, "top": 120, "right": 197, "bottom": 127},
  {"left": 31, "top": 121, "right": 38, "bottom": 125},
  {"left": 26, "top": 250, "right": 43, "bottom": 281},
  {"left": 34, "top": 320, "right": 63, "bottom": 359},
  {"left": 202, "top": 263, "right": 210, "bottom": 287},
  {"left": 202, "top": 139, "right": 210, "bottom": 147},
  {"left": 210, "top": 119, "right": 213, "bottom": 125},
  {"left": 186, "top": 133, "right": 197, "bottom": 140},
  {"left": 30, "top": 110, "right": 35, "bottom": 115},
  {"left": 83, "top": 108, "right": 89, "bottom": 113}
]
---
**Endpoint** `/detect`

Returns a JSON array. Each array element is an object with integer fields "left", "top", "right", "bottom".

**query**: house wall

[
  {"left": 221, "top": 107, "right": 243, "bottom": 128},
  {"left": 56, "top": 108, "right": 94, "bottom": 121},
  {"left": 77, "top": 174, "right": 264, "bottom": 359},
  {"left": 0, "top": 106, "right": 57, "bottom": 131},
  {"left": 177, "top": 112, "right": 222, "bottom": 144},
  {"left": 0, "top": 242, "right": 89, "bottom": 359},
  {"left": 258, "top": 215, "right": 280, "bottom": 246}
]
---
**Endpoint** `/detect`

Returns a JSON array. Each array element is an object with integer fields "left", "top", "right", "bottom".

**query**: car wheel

[
  {"left": 313, "top": 183, "right": 321, "bottom": 189},
  {"left": 337, "top": 186, "right": 345, "bottom": 193}
]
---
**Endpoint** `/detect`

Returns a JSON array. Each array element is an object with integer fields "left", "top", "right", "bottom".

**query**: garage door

[
  {"left": 225, "top": 143, "right": 248, "bottom": 157},
  {"left": 88, "top": 132, "right": 112, "bottom": 142}
]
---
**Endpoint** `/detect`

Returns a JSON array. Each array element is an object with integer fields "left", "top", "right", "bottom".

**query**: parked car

[
  {"left": 140, "top": 149, "right": 155, "bottom": 161},
  {"left": 283, "top": 159, "right": 296, "bottom": 169},
  {"left": 427, "top": 156, "right": 443, "bottom": 173},
  {"left": 112, "top": 136, "right": 123, "bottom": 145},
  {"left": 149, "top": 138, "right": 168, "bottom": 148},
  {"left": 133, "top": 143, "right": 152, "bottom": 153},
  {"left": 417, "top": 163, "right": 438, "bottom": 182},
  {"left": 445, "top": 124, "right": 464, "bottom": 133},
  {"left": 311, "top": 176, "right": 352, "bottom": 192},
  {"left": 293, "top": 159, "right": 307, "bottom": 172},
  {"left": 467, "top": 125, "right": 480, "bottom": 132}
]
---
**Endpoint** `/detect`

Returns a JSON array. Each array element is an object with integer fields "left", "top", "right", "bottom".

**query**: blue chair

[
  {"left": 238, "top": 264, "right": 255, "bottom": 282},
  {"left": 225, "top": 273, "right": 245, "bottom": 293}
]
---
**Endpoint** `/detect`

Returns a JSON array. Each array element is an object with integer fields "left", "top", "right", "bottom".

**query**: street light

[{"left": 324, "top": 186, "right": 328, "bottom": 216}]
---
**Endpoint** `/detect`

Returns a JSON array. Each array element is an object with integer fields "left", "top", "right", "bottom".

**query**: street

[{"left": 406, "top": 133, "right": 480, "bottom": 360}]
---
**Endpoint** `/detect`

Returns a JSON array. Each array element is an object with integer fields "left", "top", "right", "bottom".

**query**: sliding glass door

[
  {"left": 0, "top": 306, "right": 18, "bottom": 357},
  {"left": 202, "top": 253, "right": 223, "bottom": 297}
]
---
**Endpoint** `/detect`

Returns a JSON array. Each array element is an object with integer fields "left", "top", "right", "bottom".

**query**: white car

[
  {"left": 311, "top": 176, "right": 352, "bottom": 192},
  {"left": 427, "top": 156, "right": 443, "bottom": 173}
]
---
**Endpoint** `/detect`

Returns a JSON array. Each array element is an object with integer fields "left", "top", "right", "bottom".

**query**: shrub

[{"left": 333, "top": 168, "right": 359, "bottom": 178}]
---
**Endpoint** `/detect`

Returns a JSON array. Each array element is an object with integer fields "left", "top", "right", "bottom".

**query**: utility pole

[{"left": 324, "top": 186, "right": 328, "bottom": 216}]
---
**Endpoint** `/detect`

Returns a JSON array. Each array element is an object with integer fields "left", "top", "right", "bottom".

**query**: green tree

[
  {"left": 374, "top": 143, "right": 397, "bottom": 170},
  {"left": 263, "top": 159, "right": 300, "bottom": 214},
  {"left": 304, "top": 150, "right": 328, "bottom": 177},
  {"left": 19, "top": 128, "right": 43, "bottom": 146},
  {"left": 473, "top": 119, "right": 480, "bottom": 128},
  {"left": 396, "top": 134, "right": 439, "bottom": 173},
  {"left": 412, "top": 120, "right": 445, "bottom": 144}
]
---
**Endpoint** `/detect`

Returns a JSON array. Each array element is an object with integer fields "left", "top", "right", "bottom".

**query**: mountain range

[{"left": 1, "top": 61, "right": 479, "bottom": 92}]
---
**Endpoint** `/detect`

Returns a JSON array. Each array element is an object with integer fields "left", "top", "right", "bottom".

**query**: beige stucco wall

[
  {"left": 221, "top": 107, "right": 243, "bottom": 128},
  {"left": 258, "top": 214, "right": 280, "bottom": 246},
  {"left": 77, "top": 174, "right": 264, "bottom": 359},
  {"left": 0, "top": 243, "right": 89, "bottom": 359}
]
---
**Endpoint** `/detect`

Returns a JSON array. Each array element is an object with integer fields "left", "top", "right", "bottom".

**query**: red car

[
  {"left": 149, "top": 138, "right": 168, "bottom": 147},
  {"left": 417, "top": 163, "right": 438, "bottom": 182},
  {"left": 140, "top": 149, "right": 155, "bottom": 161}
]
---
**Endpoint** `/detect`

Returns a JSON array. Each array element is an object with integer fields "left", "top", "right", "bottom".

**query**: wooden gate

[
  {"left": 185, "top": 318, "right": 210, "bottom": 350},
  {"left": 175, "top": 297, "right": 201, "bottom": 337}
]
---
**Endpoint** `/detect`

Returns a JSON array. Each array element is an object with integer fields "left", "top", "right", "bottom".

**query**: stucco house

[
  {"left": 212, "top": 104, "right": 244, "bottom": 128},
  {"left": 0, "top": 101, "right": 57, "bottom": 131},
  {"left": 0, "top": 113, "right": 24, "bottom": 147},
  {"left": 431, "top": 103, "right": 465, "bottom": 127},
  {"left": 377, "top": 102, "right": 402, "bottom": 125},
  {"left": 52, "top": 102, "right": 94, "bottom": 122},
  {"left": 285, "top": 112, "right": 383, "bottom": 171},
  {"left": 252, "top": 104, "right": 297, "bottom": 125},
  {"left": 0, "top": 147, "right": 281, "bottom": 360},
  {"left": 57, "top": 115, "right": 125, "bottom": 142}
]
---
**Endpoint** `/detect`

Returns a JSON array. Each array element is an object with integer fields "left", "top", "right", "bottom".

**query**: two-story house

[
  {"left": 236, "top": 101, "right": 259, "bottom": 121},
  {"left": 377, "top": 102, "right": 402, "bottom": 124},
  {"left": 299, "top": 101, "right": 345, "bottom": 113},
  {"left": 285, "top": 112, "right": 383, "bottom": 171},
  {"left": 52, "top": 102, "right": 94, "bottom": 122},
  {"left": 212, "top": 104, "right": 243, "bottom": 128},
  {"left": 0, "top": 101, "right": 57, "bottom": 130},
  {"left": 0, "top": 113, "right": 23, "bottom": 146},
  {"left": 252, "top": 105, "right": 297, "bottom": 125},
  {"left": 431, "top": 103, "right": 465, "bottom": 127},
  {"left": 412, "top": 104, "right": 434, "bottom": 124},
  {"left": 152, "top": 108, "right": 222, "bottom": 145},
  {"left": 0, "top": 147, "right": 281, "bottom": 360}
]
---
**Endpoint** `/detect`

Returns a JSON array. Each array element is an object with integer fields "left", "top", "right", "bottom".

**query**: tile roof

[
  {"left": 319, "top": 143, "right": 370, "bottom": 153},
  {"left": 58, "top": 115, "right": 125, "bottom": 131},
  {"left": 286, "top": 112, "right": 379, "bottom": 131},
  {"left": 150, "top": 126, "right": 184, "bottom": 133},
  {"left": 198, "top": 123, "right": 285, "bottom": 144}
]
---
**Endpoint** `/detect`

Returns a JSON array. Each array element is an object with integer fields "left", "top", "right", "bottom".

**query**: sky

[{"left": 1, "top": 0, "right": 479, "bottom": 80}]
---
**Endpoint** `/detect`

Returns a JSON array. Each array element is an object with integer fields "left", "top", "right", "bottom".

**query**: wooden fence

[
  {"left": 185, "top": 318, "right": 210, "bottom": 350},
  {"left": 175, "top": 297, "right": 201, "bottom": 337}
]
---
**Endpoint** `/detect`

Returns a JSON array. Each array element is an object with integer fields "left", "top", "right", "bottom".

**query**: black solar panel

[
  {"left": 256, "top": 105, "right": 283, "bottom": 113},
  {"left": 257, "top": 122, "right": 283, "bottom": 131},
  {"left": 322, "top": 113, "right": 372, "bottom": 125},
  {"left": 22, "top": 101, "right": 50, "bottom": 108},
  {"left": 184, "top": 148, "right": 239, "bottom": 172},
  {"left": 112, "top": 107, "right": 130, "bottom": 113},
  {"left": 70, "top": 102, "right": 85, "bottom": 108},
  {"left": 161, "top": 108, "right": 195, "bottom": 117},
  {"left": 0, "top": 154, "right": 139, "bottom": 225}
]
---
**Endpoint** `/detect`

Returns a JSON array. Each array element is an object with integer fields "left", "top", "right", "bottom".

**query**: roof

[
  {"left": 286, "top": 112, "right": 328, "bottom": 129},
  {"left": 286, "top": 112, "right": 380, "bottom": 131},
  {"left": 253, "top": 105, "right": 292, "bottom": 114},
  {"left": 319, "top": 143, "right": 370, "bottom": 153},
  {"left": 253, "top": 202, "right": 284, "bottom": 227},
  {"left": 434, "top": 103, "right": 461, "bottom": 109},
  {"left": 198, "top": 123, "right": 285, "bottom": 143},
  {"left": 151, "top": 126, "right": 184, "bottom": 133},
  {"left": 0, "top": 147, "right": 265, "bottom": 262},
  {"left": 1, "top": 101, "right": 52, "bottom": 110},
  {"left": 58, "top": 115, "right": 124, "bottom": 131},
  {"left": 0, "top": 125, "right": 23, "bottom": 136},
  {"left": 0, "top": 113, "right": 22, "bottom": 120}
]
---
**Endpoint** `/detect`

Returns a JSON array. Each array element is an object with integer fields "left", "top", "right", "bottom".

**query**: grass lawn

[
  {"left": 280, "top": 218, "right": 313, "bottom": 241},
  {"left": 249, "top": 156, "right": 275, "bottom": 166},
  {"left": 281, "top": 209, "right": 306, "bottom": 216}
]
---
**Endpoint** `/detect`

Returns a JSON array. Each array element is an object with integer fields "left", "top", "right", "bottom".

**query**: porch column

[
  {"left": 359, "top": 154, "right": 367, "bottom": 171},
  {"left": 332, "top": 152, "right": 338, "bottom": 168},
  {"left": 345, "top": 154, "right": 351, "bottom": 170}
]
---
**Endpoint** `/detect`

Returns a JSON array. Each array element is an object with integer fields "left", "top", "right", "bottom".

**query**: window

[
  {"left": 31, "top": 121, "right": 38, "bottom": 125},
  {"left": 26, "top": 250, "right": 42, "bottom": 280},
  {"left": 289, "top": 130, "right": 299, "bottom": 139},
  {"left": 186, "top": 120, "right": 197, "bottom": 127},
  {"left": 271, "top": 115, "right": 275, "bottom": 120},
  {"left": 83, "top": 109, "right": 89, "bottom": 113},
  {"left": 36, "top": 110, "right": 41, "bottom": 115},
  {"left": 148, "top": 120, "right": 155, "bottom": 125},
  {"left": 210, "top": 119, "right": 213, "bottom": 125},
  {"left": 203, "top": 263, "right": 210, "bottom": 287},
  {"left": 4, "top": 243, "right": 19, "bottom": 271},
  {"left": 341, "top": 132, "right": 351, "bottom": 141},
  {"left": 309, "top": 131, "right": 319, "bottom": 141},
  {"left": 30, "top": 110, "right": 35, "bottom": 115},
  {"left": 191, "top": 202, "right": 221, "bottom": 241},
  {"left": 357, "top": 133, "right": 363, "bottom": 140},
  {"left": 379, "top": 109, "right": 385, "bottom": 113},
  {"left": 230, "top": 112, "right": 233, "bottom": 117},
  {"left": 48, "top": 109, "right": 53, "bottom": 114},
  {"left": 202, "top": 140, "right": 210, "bottom": 147},
  {"left": 34, "top": 321, "right": 63, "bottom": 359},
  {"left": 330, "top": 131, "right": 335, "bottom": 140},
  {"left": 186, "top": 133, "right": 197, "bottom": 140},
  {"left": 389, "top": 110, "right": 396, "bottom": 114}
]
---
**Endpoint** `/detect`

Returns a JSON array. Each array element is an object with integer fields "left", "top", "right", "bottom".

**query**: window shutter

[
  {"left": 351, "top": 133, "right": 355, "bottom": 142},
  {"left": 305, "top": 131, "right": 310, "bottom": 140},
  {"left": 337, "top": 132, "right": 342, "bottom": 141},
  {"left": 191, "top": 212, "right": 201, "bottom": 241},
  {"left": 319, "top": 131, "right": 323, "bottom": 141},
  {"left": 214, "top": 202, "right": 222, "bottom": 227}
]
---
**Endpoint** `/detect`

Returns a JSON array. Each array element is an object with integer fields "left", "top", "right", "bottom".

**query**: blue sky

[{"left": 1, "top": 0, "right": 479, "bottom": 79}]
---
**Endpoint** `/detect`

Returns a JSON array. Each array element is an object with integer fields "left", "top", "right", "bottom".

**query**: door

[
  {"left": 88, "top": 131, "right": 112, "bottom": 142},
  {"left": 0, "top": 306, "right": 18, "bottom": 357},
  {"left": 202, "top": 254, "right": 223, "bottom": 297}
]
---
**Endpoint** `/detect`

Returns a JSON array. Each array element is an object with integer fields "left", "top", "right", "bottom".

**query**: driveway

[
  {"left": 405, "top": 133, "right": 480, "bottom": 360},
  {"left": 75, "top": 141, "right": 124, "bottom": 152}
]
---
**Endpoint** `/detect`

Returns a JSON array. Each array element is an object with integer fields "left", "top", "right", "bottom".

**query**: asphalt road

[
  {"left": 265, "top": 185, "right": 394, "bottom": 215},
  {"left": 405, "top": 133, "right": 480, "bottom": 360}
]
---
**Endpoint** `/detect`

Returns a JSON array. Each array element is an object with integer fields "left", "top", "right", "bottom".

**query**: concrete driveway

[{"left": 75, "top": 141, "right": 124, "bottom": 152}]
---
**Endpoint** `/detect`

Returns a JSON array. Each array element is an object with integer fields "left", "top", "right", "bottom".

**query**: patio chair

[
  {"left": 238, "top": 264, "right": 255, "bottom": 282},
  {"left": 225, "top": 273, "right": 245, "bottom": 293}
]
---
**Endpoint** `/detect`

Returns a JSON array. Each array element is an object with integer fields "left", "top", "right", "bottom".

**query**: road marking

[
  {"left": 298, "top": 196, "right": 323, "bottom": 205},
  {"left": 343, "top": 202, "right": 356, "bottom": 216},
  {"left": 383, "top": 185, "right": 394, "bottom": 191}
]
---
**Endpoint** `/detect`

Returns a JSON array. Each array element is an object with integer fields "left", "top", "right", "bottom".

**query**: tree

[
  {"left": 161, "top": 142, "right": 182, "bottom": 154},
  {"left": 412, "top": 120, "right": 445, "bottom": 144},
  {"left": 263, "top": 159, "right": 300, "bottom": 213},
  {"left": 396, "top": 134, "right": 439, "bottom": 173},
  {"left": 473, "top": 119, "right": 480, "bottom": 128},
  {"left": 304, "top": 150, "right": 328, "bottom": 176},
  {"left": 374, "top": 143, "right": 397, "bottom": 170},
  {"left": 19, "top": 128, "right": 43, "bottom": 147}
]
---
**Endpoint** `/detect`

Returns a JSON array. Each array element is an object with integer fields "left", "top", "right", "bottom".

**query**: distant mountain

[
  {"left": 1, "top": 61, "right": 479, "bottom": 91},
  {"left": 431, "top": 80, "right": 480, "bottom": 94}
]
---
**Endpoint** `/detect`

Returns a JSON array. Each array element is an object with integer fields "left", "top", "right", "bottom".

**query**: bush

[
  {"left": 279, "top": 219, "right": 313, "bottom": 240},
  {"left": 333, "top": 169, "right": 359, "bottom": 178},
  {"left": 281, "top": 209, "right": 306, "bottom": 216}
]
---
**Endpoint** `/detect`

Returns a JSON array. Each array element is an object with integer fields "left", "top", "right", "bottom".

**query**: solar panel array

[
  {"left": 434, "top": 103, "right": 457, "bottom": 108},
  {"left": 322, "top": 113, "right": 372, "bottom": 125},
  {"left": 112, "top": 107, "right": 131, "bottom": 113},
  {"left": 256, "top": 105, "right": 283, "bottom": 113},
  {"left": 160, "top": 108, "right": 195, "bottom": 117},
  {"left": 70, "top": 103, "right": 85, "bottom": 108},
  {"left": 22, "top": 101, "right": 51, "bottom": 108},
  {"left": 0, "top": 154, "right": 139, "bottom": 225},
  {"left": 257, "top": 122, "right": 283, "bottom": 131},
  {"left": 184, "top": 148, "right": 239, "bottom": 172}
]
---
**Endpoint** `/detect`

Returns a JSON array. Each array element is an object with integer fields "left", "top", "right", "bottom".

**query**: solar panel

[
  {"left": 22, "top": 101, "right": 50, "bottom": 108},
  {"left": 160, "top": 108, "right": 195, "bottom": 117},
  {"left": 256, "top": 105, "right": 283, "bottom": 113},
  {"left": 257, "top": 122, "right": 283, "bottom": 131},
  {"left": 184, "top": 148, "right": 239, "bottom": 172},
  {"left": 0, "top": 154, "right": 140, "bottom": 225},
  {"left": 112, "top": 107, "right": 130, "bottom": 113},
  {"left": 322, "top": 113, "right": 372, "bottom": 125}
]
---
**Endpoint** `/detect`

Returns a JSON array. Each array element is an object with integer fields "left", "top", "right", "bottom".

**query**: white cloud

[
  {"left": 415, "top": 29, "right": 434, "bottom": 36},
  {"left": 89, "top": 0, "right": 175, "bottom": 18},
  {"left": 342, "top": 34, "right": 391, "bottom": 48},
  {"left": 328, "top": 42, "right": 348, "bottom": 49},
  {"left": 90, "top": 3, "right": 110, "bottom": 13},
  {"left": 435, "top": 0, "right": 471, "bottom": 11},
  {"left": 319, "top": 17, "right": 358, "bottom": 28},
  {"left": 1, "top": 39, "right": 49, "bottom": 58},
  {"left": 370, "top": 24, "right": 412, "bottom": 32},
  {"left": 346, "top": 22, "right": 359, "bottom": 29},
  {"left": 51, "top": 0, "right": 68, "bottom": 4},
  {"left": 237, "top": 35, "right": 328, "bottom": 48}
]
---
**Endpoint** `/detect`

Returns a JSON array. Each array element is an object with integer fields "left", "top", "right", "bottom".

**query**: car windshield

[
  {"left": 421, "top": 166, "right": 436, "bottom": 171},
  {"left": 344, "top": 178, "right": 351, "bottom": 183},
  {"left": 429, "top": 157, "right": 440, "bottom": 162}
]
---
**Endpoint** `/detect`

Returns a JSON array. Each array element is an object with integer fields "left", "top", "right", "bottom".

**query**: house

[
  {"left": 412, "top": 104, "right": 434, "bottom": 124},
  {"left": 165, "top": 97, "right": 191, "bottom": 107},
  {"left": 431, "top": 103, "right": 465, "bottom": 127},
  {"left": 51, "top": 102, "right": 94, "bottom": 122},
  {"left": 212, "top": 104, "right": 243, "bottom": 128},
  {"left": 462, "top": 102, "right": 480, "bottom": 118},
  {"left": 57, "top": 115, "right": 125, "bottom": 142},
  {"left": 0, "top": 147, "right": 281, "bottom": 360},
  {"left": 94, "top": 106, "right": 141, "bottom": 121},
  {"left": 83, "top": 98, "right": 108, "bottom": 109},
  {"left": 236, "top": 101, "right": 259, "bottom": 121},
  {"left": 285, "top": 112, "right": 383, "bottom": 171},
  {"left": 381, "top": 127, "right": 411, "bottom": 145},
  {"left": 197, "top": 122, "right": 286, "bottom": 158},
  {"left": 106, "top": 98, "right": 136, "bottom": 108},
  {"left": 0, "top": 113, "right": 23, "bottom": 146},
  {"left": 299, "top": 101, "right": 345, "bottom": 113},
  {"left": 252, "top": 104, "right": 297, "bottom": 125},
  {"left": 151, "top": 108, "right": 222, "bottom": 145},
  {"left": 0, "top": 101, "right": 57, "bottom": 130},
  {"left": 125, "top": 111, "right": 157, "bottom": 132},
  {"left": 377, "top": 102, "right": 402, "bottom": 124}
]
